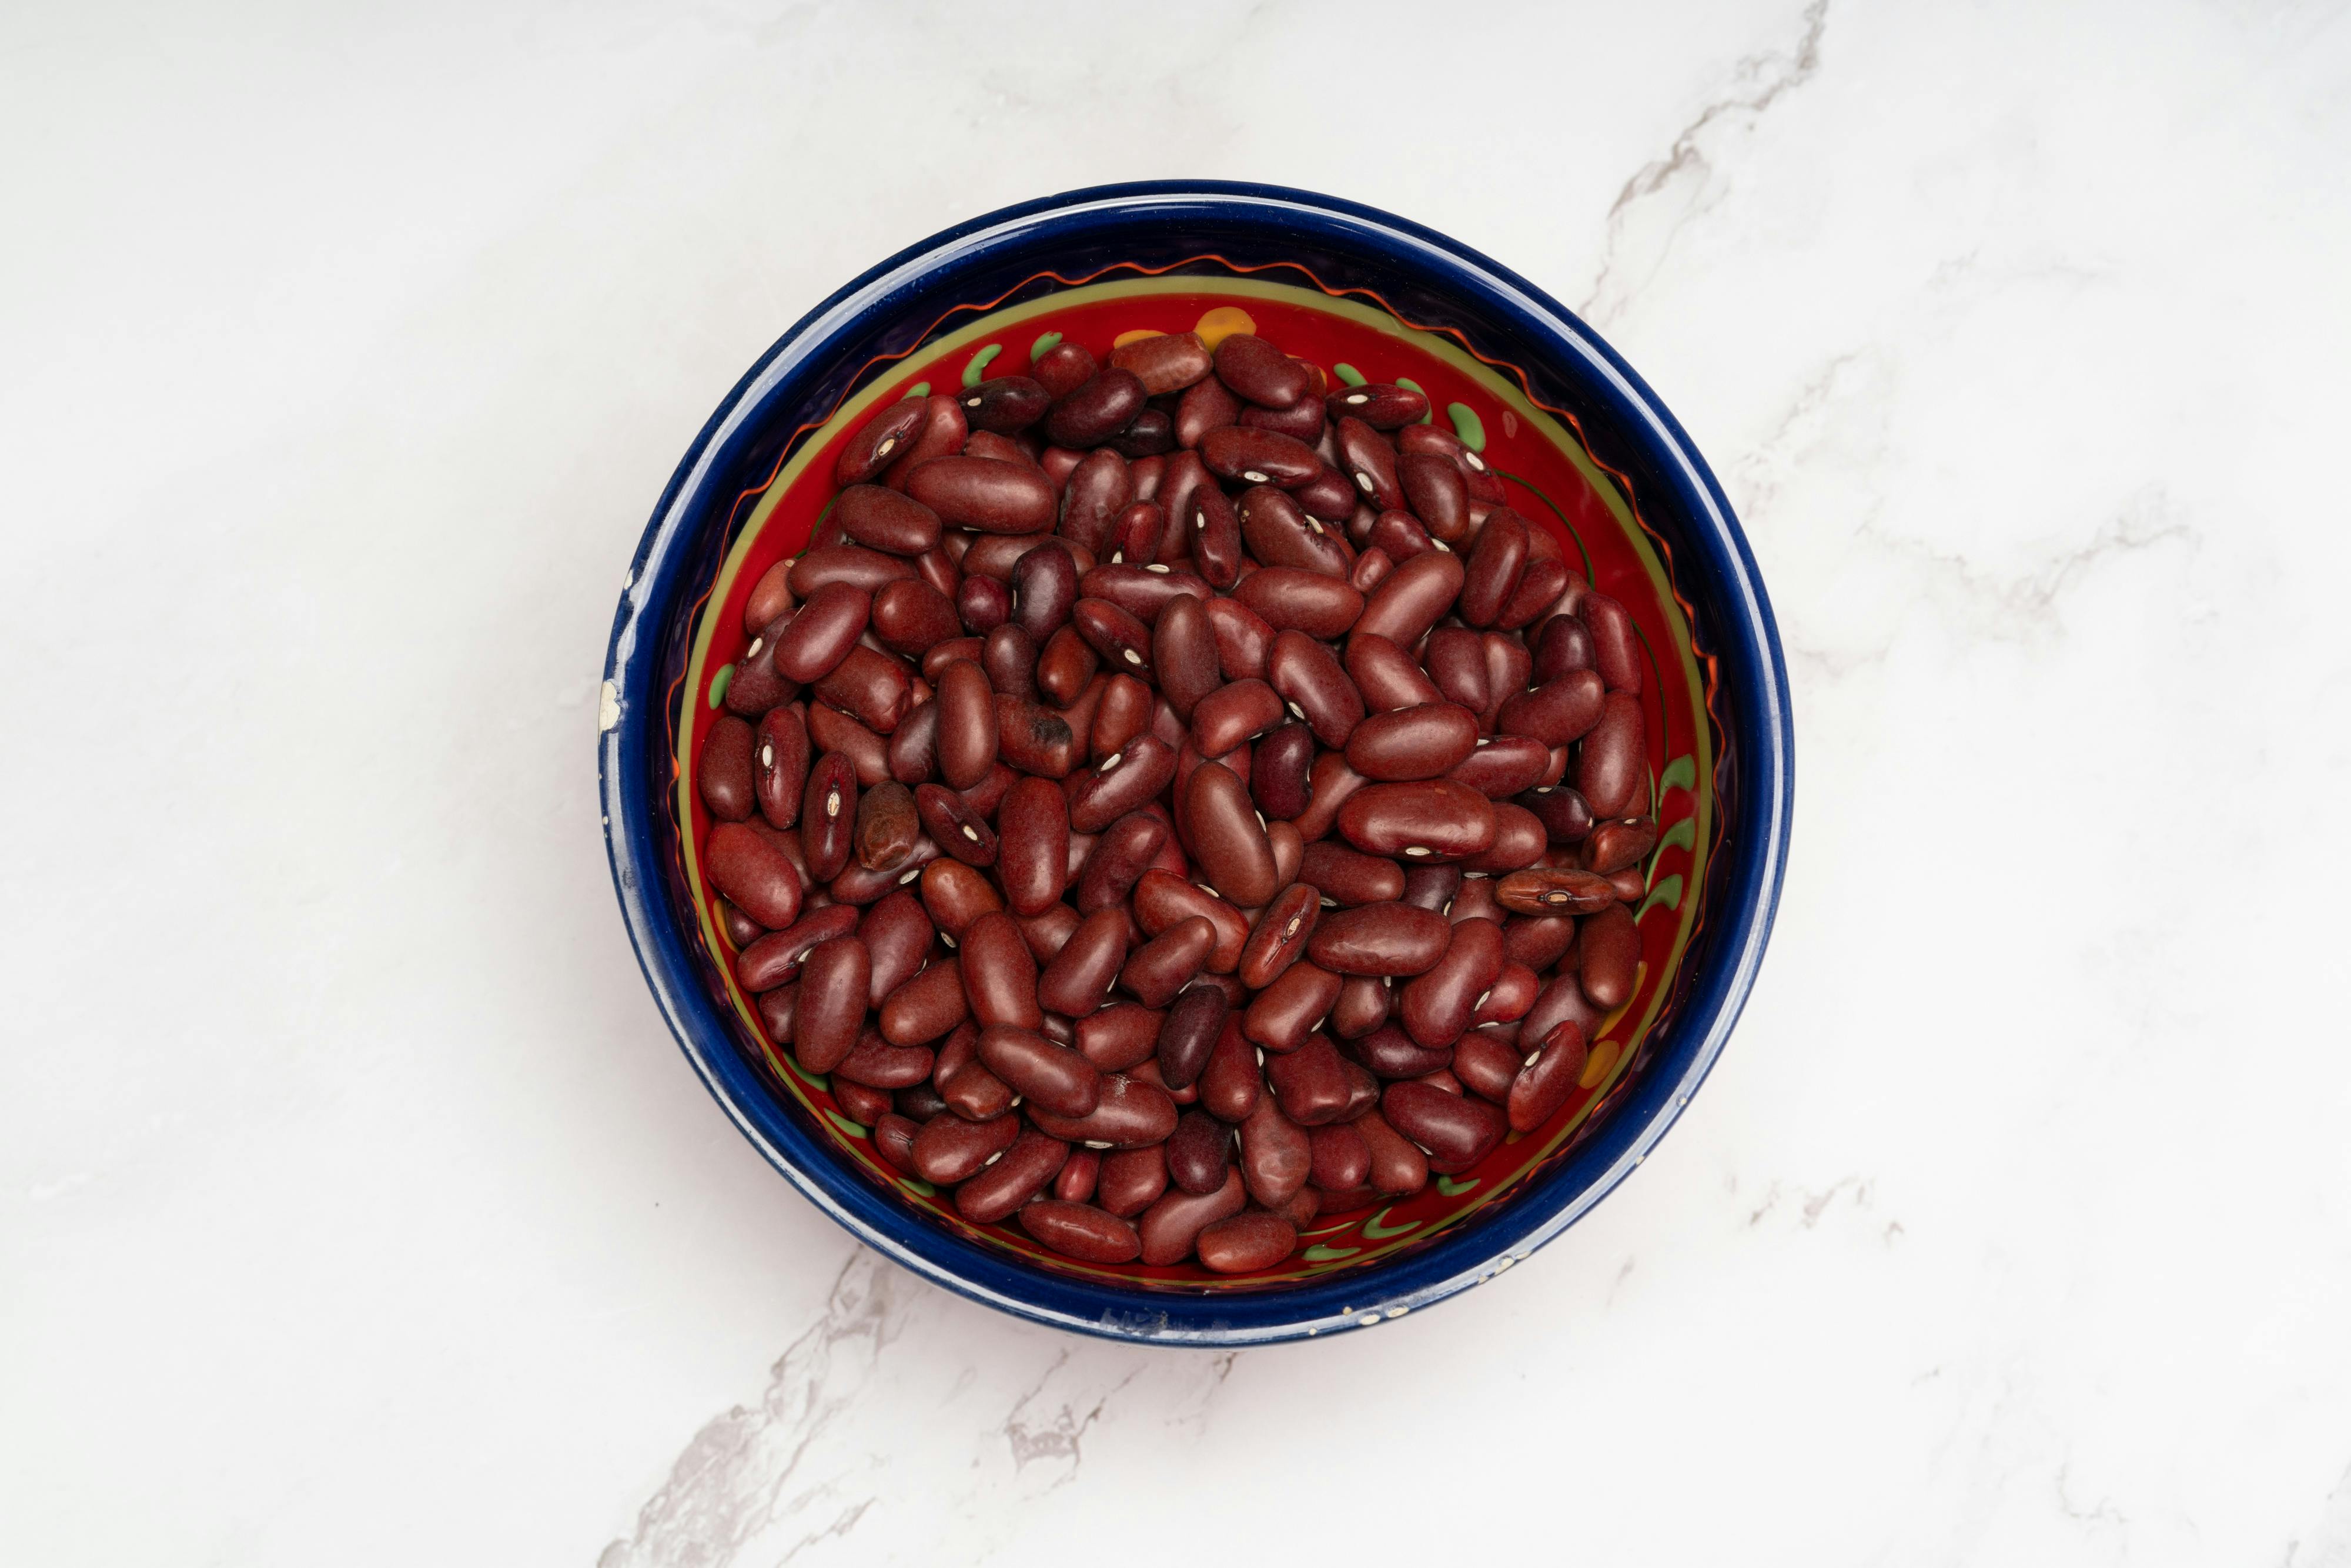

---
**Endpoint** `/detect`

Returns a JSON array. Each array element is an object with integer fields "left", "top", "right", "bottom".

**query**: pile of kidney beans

[{"left": 694, "top": 323, "right": 1655, "bottom": 1276}]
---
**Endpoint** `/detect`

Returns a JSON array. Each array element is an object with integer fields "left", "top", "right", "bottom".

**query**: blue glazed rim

[{"left": 598, "top": 181, "right": 1792, "bottom": 1345}]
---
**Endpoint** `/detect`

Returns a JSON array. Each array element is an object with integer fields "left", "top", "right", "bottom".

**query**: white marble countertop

[{"left": 8, "top": 2, "right": 2350, "bottom": 1562}]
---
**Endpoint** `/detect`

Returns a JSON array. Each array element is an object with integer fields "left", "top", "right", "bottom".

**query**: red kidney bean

[
  {"left": 857, "top": 890, "right": 931, "bottom": 1002},
  {"left": 1364, "top": 508, "right": 1436, "bottom": 564},
  {"left": 1306, "top": 900, "right": 1452, "bottom": 977},
  {"left": 895, "top": 1079, "right": 949, "bottom": 1122},
  {"left": 1521, "top": 783, "right": 1597, "bottom": 844},
  {"left": 1242, "top": 960, "right": 1341, "bottom": 1052},
  {"left": 791, "top": 934, "right": 871, "bottom": 1072},
  {"left": 1074, "top": 1002, "right": 1162, "bottom": 1073},
  {"left": 1325, "top": 382, "right": 1429, "bottom": 428},
  {"left": 744, "top": 562, "right": 797, "bottom": 643},
  {"left": 1069, "top": 597, "right": 1152, "bottom": 681},
  {"left": 1292, "top": 842, "right": 1402, "bottom": 907},
  {"left": 902, "top": 457, "right": 1052, "bottom": 535},
  {"left": 1399, "top": 916, "right": 1506, "bottom": 1049},
  {"left": 1459, "top": 507, "right": 1530, "bottom": 626},
  {"left": 994, "top": 693, "right": 1082, "bottom": 777},
  {"left": 1035, "top": 625, "right": 1096, "bottom": 706},
  {"left": 1248, "top": 721, "right": 1313, "bottom": 821},
  {"left": 1332, "top": 417, "right": 1402, "bottom": 511},
  {"left": 1194, "top": 1211, "right": 1296, "bottom": 1273},
  {"left": 957, "top": 374, "right": 1049, "bottom": 433},
  {"left": 1238, "top": 396, "right": 1326, "bottom": 443},
  {"left": 981, "top": 623, "right": 1037, "bottom": 700},
  {"left": 799, "top": 752, "right": 858, "bottom": 882},
  {"left": 1519, "top": 969, "right": 1608, "bottom": 1058},
  {"left": 1474, "top": 962, "right": 1541, "bottom": 1027},
  {"left": 812, "top": 646, "right": 913, "bottom": 734},
  {"left": 852, "top": 780, "right": 918, "bottom": 872},
  {"left": 835, "top": 484, "right": 943, "bottom": 557},
  {"left": 1346, "top": 1018, "right": 1453, "bottom": 1079},
  {"left": 1533, "top": 611, "right": 1594, "bottom": 678},
  {"left": 1190, "top": 677, "right": 1284, "bottom": 758},
  {"left": 1577, "top": 691, "right": 1647, "bottom": 818},
  {"left": 923, "top": 659, "right": 994, "bottom": 792},
  {"left": 1494, "top": 866, "right": 1620, "bottom": 915},
  {"left": 1421, "top": 629, "right": 1487, "bottom": 713},
  {"left": 1155, "top": 981, "right": 1227, "bottom": 1089},
  {"left": 722, "top": 622, "right": 799, "bottom": 722},
  {"left": 1035, "top": 906, "right": 1127, "bottom": 1015},
  {"left": 872, "top": 1110, "right": 922, "bottom": 1172},
  {"left": 1089, "top": 673, "right": 1152, "bottom": 759},
  {"left": 1011, "top": 540, "right": 1083, "bottom": 644},
  {"left": 1173, "top": 373, "right": 1242, "bottom": 451},
  {"left": 1072, "top": 810, "right": 1165, "bottom": 914},
  {"left": 1577, "top": 902, "right": 1640, "bottom": 1009},
  {"left": 1498, "top": 669, "right": 1605, "bottom": 747},
  {"left": 1352, "top": 1109, "right": 1429, "bottom": 1195},
  {"left": 1343, "top": 704, "right": 1480, "bottom": 782},
  {"left": 1179, "top": 761, "right": 1279, "bottom": 907},
  {"left": 977, "top": 1024, "right": 1102, "bottom": 1118},
  {"left": 1053, "top": 1146, "right": 1102, "bottom": 1202},
  {"left": 1604, "top": 864, "right": 1647, "bottom": 902},
  {"left": 705, "top": 821, "right": 805, "bottom": 930},
  {"left": 1032, "top": 341, "right": 1096, "bottom": 398},
  {"left": 1132, "top": 871, "right": 1249, "bottom": 972},
  {"left": 1236, "top": 882, "right": 1319, "bottom": 989},
  {"left": 1509, "top": 1019, "right": 1587, "bottom": 1132},
  {"left": 1139, "top": 599, "right": 1213, "bottom": 722},
  {"left": 1197, "top": 1017, "right": 1262, "bottom": 1123},
  {"left": 1037, "top": 369, "right": 1141, "bottom": 452},
  {"left": 718, "top": 898, "right": 765, "bottom": 950},
  {"left": 1098, "top": 1144, "right": 1169, "bottom": 1218},
  {"left": 788, "top": 544, "right": 914, "bottom": 603},
  {"left": 958, "top": 910, "right": 1042, "bottom": 1030},
  {"left": 1236, "top": 485, "right": 1349, "bottom": 576},
  {"left": 832, "top": 1028, "right": 935, "bottom": 1090},
  {"left": 1450, "top": 1028, "right": 1521, "bottom": 1104},
  {"left": 1019, "top": 1199, "right": 1142, "bottom": 1263},
  {"left": 1028, "top": 1072, "right": 1177, "bottom": 1148},
  {"left": 879, "top": 956, "right": 968, "bottom": 1045},
  {"left": 1352, "top": 554, "right": 1460, "bottom": 653},
  {"left": 1230, "top": 569, "right": 1363, "bottom": 640},
  {"left": 881, "top": 394, "right": 967, "bottom": 489},
  {"left": 1461, "top": 803, "right": 1546, "bottom": 875},
  {"left": 1307, "top": 1122, "right": 1371, "bottom": 1191},
  {"left": 957, "top": 574, "right": 1009, "bottom": 635},
  {"left": 914, "top": 1109, "right": 1021, "bottom": 1184},
  {"left": 920, "top": 858, "right": 1001, "bottom": 939},
  {"left": 1200, "top": 594, "right": 1270, "bottom": 680},
  {"left": 884, "top": 698, "right": 937, "bottom": 784},
  {"left": 1119, "top": 915, "right": 1215, "bottom": 1008},
  {"left": 1109, "top": 330, "right": 1213, "bottom": 394},
  {"left": 1396, "top": 451, "right": 1470, "bottom": 543},
  {"left": 1057, "top": 448, "right": 1131, "bottom": 556},
  {"left": 1199, "top": 425, "right": 1322, "bottom": 489},
  {"left": 1165, "top": 1108, "right": 1233, "bottom": 1193},
  {"left": 1264, "top": 1034, "right": 1354, "bottom": 1125},
  {"left": 1182, "top": 481, "right": 1244, "bottom": 589},
  {"left": 1105, "top": 500, "right": 1162, "bottom": 566},
  {"left": 735, "top": 904, "right": 858, "bottom": 992},
  {"left": 699, "top": 715, "right": 756, "bottom": 821},
  {"left": 1580, "top": 593, "right": 1643, "bottom": 694},
  {"left": 837, "top": 398, "right": 929, "bottom": 486},
  {"left": 1336, "top": 780, "right": 1498, "bottom": 861},
  {"left": 869, "top": 577, "right": 960, "bottom": 657},
  {"left": 1400, "top": 863, "right": 1462, "bottom": 914},
  {"left": 1449, "top": 736, "right": 1551, "bottom": 800},
  {"left": 955, "top": 1129, "right": 1069, "bottom": 1223},
  {"left": 1238, "top": 1094, "right": 1310, "bottom": 1206},
  {"left": 1263, "top": 633, "right": 1362, "bottom": 748},
  {"left": 1382, "top": 1079, "right": 1505, "bottom": 1171},
  {"left": 1060, "top": 735, "right": 1171, "bottom": 834},
  {"left": 1212, "top": 334, "right": 1310, "bottom": 407},
  {"left": 1138, "top": 1168, "right": 1244, "bottom": 1263},
  {"left": 1583, "top": 815, "right": 1658, "bottom": 875}
]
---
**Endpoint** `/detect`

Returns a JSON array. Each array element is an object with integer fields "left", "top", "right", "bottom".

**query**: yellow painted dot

[
  {"left": 1579, "top": 1037, "right": 1621, "bottom": 1089},
  {"left": 1193, "top": 305, "right": 1257, "bottom": 349},
  {"left": 1112, "top": 328, "right": 1164, "bottom": 349}
]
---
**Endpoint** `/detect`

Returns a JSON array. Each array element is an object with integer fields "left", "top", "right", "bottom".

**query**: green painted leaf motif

[
  {"left": 1447, "top": 402, "right": 1486, "bottom": 452},
  {"left": 1392, "top": 377, "right": 1436, "bottom": 423},
  {"left": 826, "top": 1112, "right": 869, "bottom": 1139},
  {"left": 1435, "top": 1175, "right": 1479, "bottom": 1196},
  {"left": 1332, "top": 362, "right": 1368, "bottom": 387},
  {"left": 1658, "top": 754, "right": 1697, "bottom": 798},
  {"left": 1637, "top": 874, "right": 1684, "bottom": 921},
  {"left": 1303, "top": 1244, "right": 1361, "bottom": 1262},
  {"left": 708, "top": 663, "right": 735, "bottom": 710},
  {"left": 1361, "top": 1207, "right": 1418, "bottom": 1239},
  {"left": 961, "top": 343, "right": 1002, "bottom": 387},
  {"left": 1656, "top": 817, "right": 1696, "bottom": 858},
  {"left": 901, "top": 381, "right": 930, "bottom": 399},
  {"left": 899, "top": 1176, "right": 937, "bottom": 1197},
  {"left": 783, "top": 1061, "right": 828, "bottom": 1092},
  {"left": 1029, "top": 331, "right": 1062, "bottom": 363}
]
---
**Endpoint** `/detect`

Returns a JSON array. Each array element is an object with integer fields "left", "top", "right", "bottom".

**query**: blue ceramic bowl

[{"left": 598, "top": 182, "right": 1791, "bottom": 1344}]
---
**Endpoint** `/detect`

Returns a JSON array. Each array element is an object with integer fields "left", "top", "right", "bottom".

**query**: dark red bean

[
  {"left": 717, "top": 898, "right": 765, "bottom": 949},
  {"left": 957, "top": 574, "right": 1009, "bottom": 634},
  {"left": 1450, "top": 736, "right": 1551, "bottom": 799},
  {"left": 1264, "top": 1034, "right": 1354, "bottom": 1125},
  {"left": 1346, "top": 1019, "right": 1453, "bottom": 1079},
  {"left": 1080, "top": 563, "right": 1212, "bottom": 621},
  {"left": 881, "top": 394, "right": 967, "bottom": 489},
  {"left": 1071, "top": 596, "right": 1153, "bottom": 680},
  {"left": 1353, "top": 549, "right": 1462, "bottom": 647},
  {"left": 872, "top": 1111, "right": 922, "bottom": 1172},
  {"left": 1232, "top": 569, "right": 1363, "bottom": 639},
  {"left": 1352, "top": 1108, "right": 1429, "bottom": 1195},
  {"left": 1174, "top": 374, "right": 1242, "bottom": 450},
  {"left": 1212, "top": 334, "right": 1310, "bottom": 408},
  {"left": 1581, "top": 594, "right": 1643, "bottom": 694},
  {"left": 1199, "top": 425, "right": 1322, "bottom": 489},
  {"left": 869, "top": 577, "right": 959, "bottom": 658},
  {"left": 832, "top": 1028, "right": 935, "bottom": 1090},
  {"left": 1584, "top": 816, "right": 1658, "bottom": 875},
  {"left": 907, "top": 456, "right": 1059, "bottom": 533},
  {"left": 1521, "top": 784, "right": 1597, "bottom": 844},
  {"left": 1463, "top": 802, "right": 1547, "bottom": 874},
  {"left": 1195, "top": 1211, "right": 1297, "bottom": 1273},
  {"left": 1459, "top": 507, "right": 1530, "bottom": 626},
  {"left": 1306, "top": 900, "right": 1452, "bottom": 978},
  {"left": 1019, "top": 1199, "right": 1141, "bottom": 1262},
  {"left": 976, "top": 1023, "right": 1101, "bottom": 1117},
  {"left": 791, "top": 936, "right": 869, "bottom": 1072},
  {"left": 1035, "top": 906, "right": 1126, "bottom": 1016},
  {"left": 955, "top": 1129, "right": 1069, "bottom": 1223},
  {"left": 1399, "top": 917, "right": 1507, "bottom": 1049},
  {"left": 1053, "top": 1147, "right": 1102, "bottom": 1202},
  {"left": 836, "top": 398, "right": 930, "bottom": 486},
  {"left": 1236, "top": 485, "right": 1349, "bottom": 576},
  {"left": 1074, "top": 1002, "right": 1162, "bottom": 1073},
  {"left": 958, "top": 910, "right": 1042, "bottom": 1030},
  {"left": 1027, "top": 1072, "right": 1178, "bottom": 1149},
  {"left": 853, "top": 780, "right": 919, "bottom": 872},
  {"left": 1333, "top": 417, "right": 1404, "bottom": 511},
  {"left": 959, "top": 375, "right": 1051, "bottom": 434},
  {"left": 913, "top": 1110, "right": 1020, "bottom": 1184},
  {"left": 1265, "top": 631, "right": 1363, "bottom": 747},
  {"left": 1307, "top": 1122, "right": 1372, "bottom": 1191},
  {"left": 1424, "top": 627, "right": 1489, "bottom": 711},
  {"left": 1289, "top": 844, "right": 1397, "bottom": 908},
  {"left": 1138, "top": 1167, "right": 1245, "bottom": 1263},
  {"left": 878, "top": 956, "right": 968, "bottom": 1044},
  {"left": 1336, "top": 780, "right": 1498, "bottom": 861},
  {"left": 1509, "top": 1019, "right": 1587, "bottom": 1131},
  {"left": 1344, "top": 704, "right": 1480, "bottom": 781},
  {"left": 1147, "top": 979, "right": 1222, "bottom": 1091},
  {"left": 1133, "top": 871, "right": 1250, "bottom": 974},
  {"left": 923, "top": 658, "right": 994, "bottom": 791},
  {"left": 1203, "top": 593, "right": 1273, "bottom": 678},
  {"left": 1533, "top": 612, "right": 1595, "bottom": 678},
  {"left": 1236, "top": 882, "right": 1320, "bottom": 990},
  {"left": 906, "top": 784, "right": 989, "bottom": 869},
  {"left": 1450, "top": 1028, "right": 1521, "bottom": 1104},
  {"left": 1365, "top": 508, "right": 1436, "bottom": 563},
  {"left": 835, "top": 484, "right": 943, "bottom": 556},
  {"left": 995, "top": 693, "right": 1082, "bottom": 778},
  {"left": 1578, "top": 902, "right": 1640, "bottom": 1009},
  {"left": 1198, "top": 1017, "right": 1262, "bottom": 1123},
  {"left": 812, "top": 646, "right": 914, "bottom": 734},
  {"left": 735, "top": 904, "right": 858, "bottom": 992},
  {"left": 1250, "top": 721, "right": 1315, "bottom": 821},
  {"left": 1382, "top": 1079, "right": 1506, "bottom": 1171},
  {"left": 705, "top": 820, "right": 805, "bottom": 929},
  {"left": 1325, "top": 382, "right": 1428, "bottom": 429},
  {"left": 920, "top": 858, "right": 1001, "bottom": 940},
  {"left": 1494, "top": 866, "right": 1620, "bottom": 915},
  {"left": 798, "top": 751, "right": 857, "bottom": 882},
  {"left": 1110, "top": 331, "right": 1214, "bottom": 394},
  {"left": 1035, "top": 625, "right": 1098, "bottom": 706},
  {"left": 1045, "top": 368, "right": 1148, "bottom": 449},
  {"left": 1180, "top": 761, "right": 1279, "bottom": 907},
  {"left": 1032, "top": 341, "right": 1096, "bottom": 398},
  {"left": 1099, "top": 1144, "right": 1170, "bottom": 1218},
  {"left": 1499, "top": 669, "right": 1606, "bottom": 747},
  {"left": 1577, "top": 691, "right": 1648, "bottom": 818},
  {"left": 1191, "top": 678, "right": 1285, "bottom": 758},
  {"left": 698, "top": 715, "right": 756, "bottom": 821},
  {"left": 1397, "top": 451, "right": 1469, "bottom": 542},
  {"left": 1238, "top": 1094, "right": 1310, "bottom": 1206},
  {"left": 1119, "top": 915, "right": 1215, "bottom": 1008},
  {"left": 1165, "top": 1108, "right": 1233, "bottom": 1193},
  {"left": 744, "top": 560, "right": 796, "bottom": 640},
  {"left": 884, "top": 697, "right": 937, "bottom": 784},
  {"left": 1242, "top": 960, "right": 1341, "bottom": 1052},
  {"left": 1238, "top": 396, "right": 1326, "bottom": 443},
  {"left": 1144, "top": 596, "right": 1218, "bottom": 721},
  {"left": 1057, "top": 448, "right": 1132, "bottom": 556},
  {"left": 1400, "top": 863, "right": 1463, "bottom": 914},
  {"left": 1185, "top": 482, "right": 1244, "bottom": 589},
  {"left": 856, "top": 890, "right": 932, "bottom": 1004},
  {"left": 788, "top": 544, "right": 915, "bottom": 603}
]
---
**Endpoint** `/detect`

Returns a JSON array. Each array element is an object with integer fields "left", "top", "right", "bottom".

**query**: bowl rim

[{"left": 597, "top": 179, "right": 1793, "bottom": 1345}]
